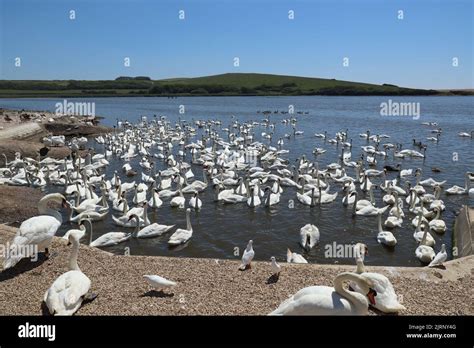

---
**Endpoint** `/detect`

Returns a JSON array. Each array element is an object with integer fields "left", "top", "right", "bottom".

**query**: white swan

[
  {"left": 43, "top": 230, "right": 91, "bottom": 315},
  {"left": 376, "top": 213, "right": 397, "bottom": 247},
  {"left": 300, "top": 224, "right": 320, "bottom": 250},
  {"left": 188, "top": 192, "right": 202, "bottom": 210},
  {"left": 429, "top": 208, "right": 446, "bottom": 233},
  {"left": 352, "top": 244, "right": 405, "bottom": 313},
  {"left": 287, "top": 248, "right": 308, "bottom": 263},
  {"left": 168, "top": 208, "right": 193, "bottom": 245},
  {"left": 269, "top": 272, "right": 376, "bottom": 315},
  {"left": 88, "top": 218, "right": 131, "bottom": 248},
  {"left": 3, "top": 193, "right": 70, "bottom": 269},
  {"left": 415, "top": 222, "right": 436, "bottom": 264},
  {"left": 128, "top": 214, "right": 175, "bottom": 238}
]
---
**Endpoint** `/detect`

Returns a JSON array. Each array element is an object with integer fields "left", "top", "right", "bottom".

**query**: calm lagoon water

[{"left": 1, "top": 96, "right": 473, "bottom": 266}]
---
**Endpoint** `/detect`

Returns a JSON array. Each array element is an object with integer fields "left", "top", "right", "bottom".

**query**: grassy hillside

[{"left": 0, "top": 73, "right": 458, "bottom": 97}]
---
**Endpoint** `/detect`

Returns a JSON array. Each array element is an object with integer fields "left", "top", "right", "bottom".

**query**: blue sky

[{"left": 0, "top": 0, "right": 472, "bottom": 89}]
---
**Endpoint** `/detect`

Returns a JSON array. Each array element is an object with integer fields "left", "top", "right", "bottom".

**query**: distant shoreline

[{"left": 2, "top": 73, "right": 472, "bottom": 98}]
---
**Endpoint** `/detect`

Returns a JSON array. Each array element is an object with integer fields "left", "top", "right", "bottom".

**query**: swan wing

[{"left": 44, "top": 271, "right": 91, "bottom": 315}]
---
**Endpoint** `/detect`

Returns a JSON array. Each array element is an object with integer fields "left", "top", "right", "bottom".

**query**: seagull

[
  {"left": 143, "top": 275, "right": 177, "bottom": 292},
  {"left": 428, "top": 244, "right": 447, "bottom": 268},
  {"left": 239, "top": 240, "right": 255, "bottom": 270},
  {"left": 270, "top": 256, "right": 281, "bottom": 276}
]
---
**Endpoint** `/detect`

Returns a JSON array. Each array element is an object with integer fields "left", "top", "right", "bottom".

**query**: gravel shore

[{"left": 0, "top": 225, "right": 471, "bottom": 316}]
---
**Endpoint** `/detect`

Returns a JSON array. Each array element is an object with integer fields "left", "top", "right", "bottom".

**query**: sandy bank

[
  {"left": 0, "top": 108, "right": 111, "bottom": 160},
  {"left": 0, "top": 225, "right": 472, "bottom": 316}
]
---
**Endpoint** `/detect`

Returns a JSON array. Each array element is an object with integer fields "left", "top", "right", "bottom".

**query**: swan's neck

[
  {"left": 333, "top": 273, "right": 368, "bottom": 314},
  {"left": 37, "top": 197, "right": 62, "bottom": 223},
  {"left": 355, "top": 258, "right": 365, "bottom": 274},
  {"left": 143, "top": 206, "right": 149, "bottom": 225},
  {"left": 69, "top": 240, "right": 81, "bottom": 271},
  {"left": 377, "top": 213, "right": 383, "bottom": 232},
  {"left": 186, "top": 211, "right": 192, "bottom": 231}
]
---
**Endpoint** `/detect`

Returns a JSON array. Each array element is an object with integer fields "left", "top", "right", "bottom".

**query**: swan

[
  {"left": 148, "top": 188, "right": 163, "bottom": 208},
  {"left": 128, "top": 214, "right": 175, "bottom": 238},
  {"left": 189, "top": 191, "right": 202, "bottom": 210},
  {"left": 88, "top": 218, "right": 131, "bottom": 248},
  {"left": 247, "top": 186, "right": 261, "bottom": 207},
  {"left": 168, "top": 208, "right": 193, "bottom": 245},
  {"left": 376, "top": 213, "right": 397, "bottom": 247},
  {"left": 239, "top": 240, "right": 255, "bottom": 270},
  {"left": 415, "top": 222, "right": 436, "bottom": 264},
  {"left": 43, "top": 230, "right": 91, "bottom": 315},
  {"left": 356, "top": 203, "right": 389, "bottom": 217},
  {"left": 429, "top": 208, "right": 446, "bottom": 233},
  {"left": 317, "top": 186, "right": 337, "bottom": 204},
  {"left": 297, "top": 186, "right": 316, "bottom": 207},
  {"left": 263, "top": 186, "right": 280, "bottom": 206},
  {"left": 112, "top": 202, "right": 150, "bottom": 227},
  {"left": 445, "top": 173, "right": 470, "bottom": 195},
  {"left": 300, "top": 224, "right": 320, "bottom": 250},
  {"left": 170, "top": 187, "right": 185, "bottom": 208},
  {"left": 287, "top": 248, "right": 308, "bottom": 263},
  {"left": 269, "top": 272, "right": 376, "bottom": 315},
  {"left": 385, "top": 198, "right": 403, "bottom": 228},
  {"left": 352, "top": 244, "right": 405, "bottom": 313},
  {"left": 3, "top": 193, "right": 70, "bottom": 269},
  {"left": 428, "top": 244, "right": 447, "bottom": 267}
]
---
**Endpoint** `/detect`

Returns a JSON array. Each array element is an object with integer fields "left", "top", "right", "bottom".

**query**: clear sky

[{"left": 0, "top": 0, "right": 472, "bottom": 89}]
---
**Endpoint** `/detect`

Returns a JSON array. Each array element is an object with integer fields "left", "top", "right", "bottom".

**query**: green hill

[{"left": 0, "top": 73, "right": 451, "bottom": 97}]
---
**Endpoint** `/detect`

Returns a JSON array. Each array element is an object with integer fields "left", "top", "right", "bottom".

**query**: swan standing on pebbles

[
  {"left": 352, "top": 243, "right": 405, "bottom": 313},
  {"left": 269, "top": 272, "right": 377, "bottom": 315},
  {"left": 44, "top": 230, "right": 92, "bottom": 315},
  {"left": 143, "top": 275, "right": 176, "bottom": 292},
  {"left": 239, "top": 240, "right": 255, "bottom": 270},
  {"left": 3, "top": 193, "right": 70, "bottom": 269},
  {"left": 299, "top": 224, "right": 320, "bottom": 250},
  {"left": 168, "top": 208, "right": 193, "bottom": 245}
]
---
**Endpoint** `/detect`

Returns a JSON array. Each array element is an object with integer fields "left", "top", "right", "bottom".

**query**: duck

[
  {"left": 168, "top": 208, "right": 193, "bottom": 245},
  {"left": 269, "top": 272, "right": 376, "bottom": 315},
  {"left": 3, "top": 193, "right": 70, "bottom": 269},
  {"left": 43, "top": 230, "right": 92, "bottom": 315}
]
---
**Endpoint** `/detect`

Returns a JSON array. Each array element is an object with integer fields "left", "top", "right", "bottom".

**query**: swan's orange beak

[{"left": 367, "top": 288, "right": 377, "bottom": 306}]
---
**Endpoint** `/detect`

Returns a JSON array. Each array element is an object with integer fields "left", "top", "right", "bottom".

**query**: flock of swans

[{"left": 1, "top": 113, "right": 472, "bottom": 315}]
